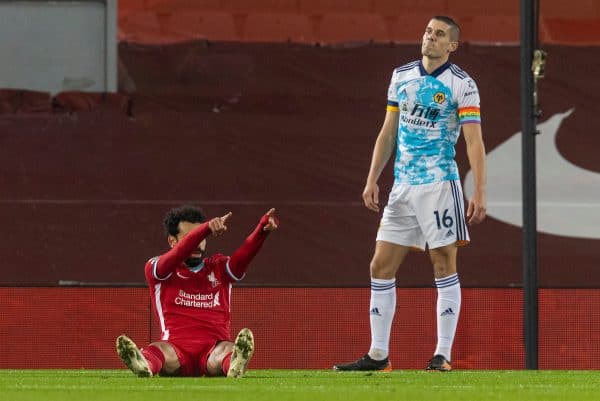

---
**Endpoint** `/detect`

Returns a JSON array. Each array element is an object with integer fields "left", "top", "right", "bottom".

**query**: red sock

[
  {"left": 141, "top": 345, "right": 165, "bottom": 375},
  {"left": 221, "top": 352, "right": 233, "bottom": 376}
]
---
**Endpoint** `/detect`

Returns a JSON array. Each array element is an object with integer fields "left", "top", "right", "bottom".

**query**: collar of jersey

[
  {"left": 419, "top": 61, "right": 451, "bottom": 78},
  {"left": 179, "top": 261, "right": 205, "bottom": 275}
]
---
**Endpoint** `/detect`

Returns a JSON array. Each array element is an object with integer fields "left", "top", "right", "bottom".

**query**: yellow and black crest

[{"left": 433, "top": 92, "right": 446, "bottom": 104}]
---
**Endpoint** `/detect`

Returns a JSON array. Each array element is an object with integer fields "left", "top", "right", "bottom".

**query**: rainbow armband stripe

[{"left": 458, "top": 107, "right": 481, "bottom": 125}]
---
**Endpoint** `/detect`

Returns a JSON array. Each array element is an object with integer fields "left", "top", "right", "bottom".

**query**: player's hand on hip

[
  {"left": 209, "top": 212, "right": 232, "bottom": 236},
  {"left": 260, "top": 208, "right": 279, "bottom": 232},
  {"left": 362, "top": 182, "right": 380, "bottom": 212},
  {"left": 467, "top": 192, "right": 487, "bottom": 225}
]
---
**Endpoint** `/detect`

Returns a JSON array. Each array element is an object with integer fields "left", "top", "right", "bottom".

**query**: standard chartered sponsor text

[{"left": 175, "top": 289, "right": 220, "bottom": 308}]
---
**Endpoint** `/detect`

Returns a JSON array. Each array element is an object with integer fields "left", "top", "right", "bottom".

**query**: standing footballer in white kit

[{"left": 334, "top": 15, "right": 487, "bottom": 372}]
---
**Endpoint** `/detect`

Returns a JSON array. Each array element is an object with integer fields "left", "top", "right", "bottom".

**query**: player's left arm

[
  {"left": 228, "top": 208, "right": 279, "bottom": 280},
  {"left": 462, "top": 123, "right": 487, "bottom": 225}
]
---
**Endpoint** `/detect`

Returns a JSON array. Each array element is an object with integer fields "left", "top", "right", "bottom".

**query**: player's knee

[
  {"left": 160, "top": 358, "right": 181, "bottom": 376},
  {"left": 430, "top": 246, "right": 457, "bottom": 278},
  {"left": 205, "top": 354, "right": 221, "bottom": 376},
  {"left": 151, "top": 342, "right": 180, "bottom": 376},
  {"left": 369, "top": 258, "right": 396, "bottom": 279},
  {"left": 432, "top": 261, "right": 456, "bottom": 278},
  {"left": 206, "top": 341, "right": 234, "bottom": 376}
]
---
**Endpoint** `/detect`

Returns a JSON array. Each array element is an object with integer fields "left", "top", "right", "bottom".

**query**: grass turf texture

[{"left": 1, "top": 369, "right": 599, "bottom": 401}]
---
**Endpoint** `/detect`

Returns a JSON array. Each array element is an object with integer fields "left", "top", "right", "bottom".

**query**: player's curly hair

[{"left": 163, "top": 205, "right": 206, "bottom": 237}]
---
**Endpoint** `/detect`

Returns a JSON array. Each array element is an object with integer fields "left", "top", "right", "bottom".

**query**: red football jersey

[
  {"left": 145, "top": 253, "right": 244, "bottom": 342},
  {"left": 143, "top": 214, "right": 271, "bottom": 344}
]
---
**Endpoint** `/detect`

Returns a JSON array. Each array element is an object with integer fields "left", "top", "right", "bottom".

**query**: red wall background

[
  {"left": 117, "top": 0, "right": 600, "bottom": 45},
  {"left": 1, "top": 287, "right": 598, "bottom": 370},
  {"left": 1, "top": 1, "right": 599, "bottom": 373}
]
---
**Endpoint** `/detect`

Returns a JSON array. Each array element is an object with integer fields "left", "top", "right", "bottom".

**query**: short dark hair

[
  {"left": 432, "top": 15, "right": 460, "bottom": 42},
  {"left": 163, "top": 205, "right": 206, "bottom": 237}
]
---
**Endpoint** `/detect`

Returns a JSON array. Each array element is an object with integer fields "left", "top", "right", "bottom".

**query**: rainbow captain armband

[
  {"left": 458, "top": 106, "right": 481, "bottom": 125},
  {"left": 386, "top": 100, "right": 399, "bottom": 112}
]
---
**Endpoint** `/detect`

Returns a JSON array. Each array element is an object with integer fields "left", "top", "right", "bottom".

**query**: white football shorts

[{"left": 376, "top": 180, "right": 470, "bottom": 250}]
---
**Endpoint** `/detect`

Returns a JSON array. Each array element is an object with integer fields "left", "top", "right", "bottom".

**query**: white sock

[
  {"left": 434, "top": 273, "right": 461, "bottom": 361},
  {"left": 368, "top": 278, "right": 396, "bottom": 360}
]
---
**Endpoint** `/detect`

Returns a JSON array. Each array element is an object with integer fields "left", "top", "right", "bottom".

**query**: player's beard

[{"left": 184, "top": 248, "right": 206, "bottom": 268}]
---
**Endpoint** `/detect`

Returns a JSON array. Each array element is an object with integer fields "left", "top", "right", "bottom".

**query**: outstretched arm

[
  {"left": 152, "top": 213, "right": 232, "bottom": 279},
  {"left": 228, "top": 208, "right": 278, "bottom": 279}
]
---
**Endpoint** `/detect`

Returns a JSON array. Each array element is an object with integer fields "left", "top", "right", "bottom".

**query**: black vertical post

[{"left": 520, "top": 0, "right": 538, "bottom": 369}]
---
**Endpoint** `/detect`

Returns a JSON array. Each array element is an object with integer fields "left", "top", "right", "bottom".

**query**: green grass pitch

[{"left": 1, "top": 369, "right": 599, "bottom": 401}]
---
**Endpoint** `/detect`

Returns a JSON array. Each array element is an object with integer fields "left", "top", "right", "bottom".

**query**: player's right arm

[
  {"left": 148, "top": 213, "right": 231, "bottom": 281},
  {"left": 147, "top": 223, "right": 212, "bottom": 281},
  {"left": 362, "top": 108, "right": 398, "bottom": 212}
]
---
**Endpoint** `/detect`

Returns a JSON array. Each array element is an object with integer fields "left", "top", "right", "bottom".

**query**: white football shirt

[{"left": 387, "top": 60, "right": 481, "bottom": 185}]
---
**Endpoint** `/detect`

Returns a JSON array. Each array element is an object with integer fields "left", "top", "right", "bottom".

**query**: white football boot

[
  {"left": 116, "top": 335, "right": 153, "bottom": 377},
  {"left": 227, "top": 328, "right": 255, "bottom": 378}
]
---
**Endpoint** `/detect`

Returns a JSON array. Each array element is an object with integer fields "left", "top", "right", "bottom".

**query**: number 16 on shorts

[
  {"left": 434, "top": 209, "right": 453, "bottom": 230},
  {"left": 427, "top": 180, "right": 469, "bottom": 248},
  {"left": 376, "top": 180, "right": 469, "bottom": 249}
]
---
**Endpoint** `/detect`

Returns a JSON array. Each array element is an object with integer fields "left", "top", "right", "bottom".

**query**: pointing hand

[{"left": 209, "top": 212, "right": 232, "bottom": 236}]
